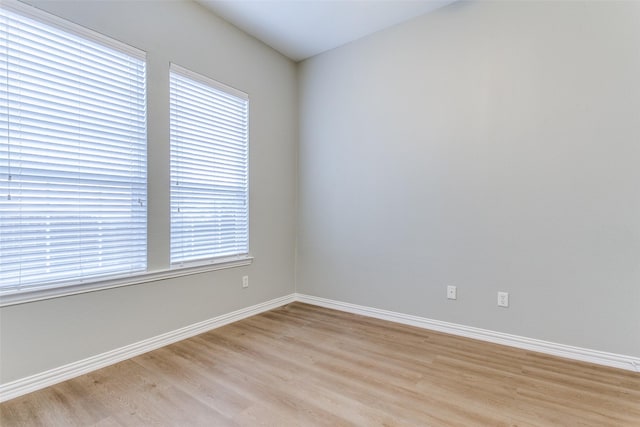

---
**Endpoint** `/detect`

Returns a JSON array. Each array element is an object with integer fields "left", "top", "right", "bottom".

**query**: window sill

[{"left": 0, "top": 255, "right": 253, "bottom": 307}]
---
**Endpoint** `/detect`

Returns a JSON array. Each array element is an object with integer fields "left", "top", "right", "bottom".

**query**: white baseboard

[
  {"left": 296, "top": 293, "right": 640, "bottom": 373},
  {"left": 0, "top": 293, "right": 296, "bottom": 403},
  {"left": 3, "top": 291, "right": 638, "bottom": 403}
]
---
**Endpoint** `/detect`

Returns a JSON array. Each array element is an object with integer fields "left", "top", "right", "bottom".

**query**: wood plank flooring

[{"left": 1, "top": 302, "right": 639, "bottom": 426}]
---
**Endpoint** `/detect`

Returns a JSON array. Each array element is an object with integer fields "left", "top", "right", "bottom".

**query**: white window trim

[
  {"left": 169, "top": 63, "right": 250, "bottom": 266},
  {"left": 2, "top": 0, "right": 144, "bottom": 59},
  {"left": 0, "top": 2, "right": 255, "bottom": 307},
  {"left": 0, "top": 256, "right": 254, "bottom": 307},
  {"left": 170, "top": 63, "right": 249, "bottom": 101}
]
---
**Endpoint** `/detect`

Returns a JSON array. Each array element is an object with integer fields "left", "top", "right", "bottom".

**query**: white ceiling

[{"left": 197, "top": 0, "right": 456, "bottom": 62}]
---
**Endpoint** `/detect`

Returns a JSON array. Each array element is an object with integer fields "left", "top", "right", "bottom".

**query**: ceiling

[{"left": 197, "top": 0, "right": 456, "bottom": 62}]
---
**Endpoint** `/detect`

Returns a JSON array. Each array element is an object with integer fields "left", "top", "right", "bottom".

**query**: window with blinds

[
  {"left": 170, "top": 64, "right": 249, "bottom": 266},
  {"left": 0, "top": 4, "right": 147, "bottom": 291}
]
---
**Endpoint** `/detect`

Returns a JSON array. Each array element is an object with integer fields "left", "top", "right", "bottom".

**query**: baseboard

[
  {"left": 296, "top": 293, "right": 640, "bottom": 373},
  {"left": 3, "top": 291, "right": 637, "bottom": 403},
  {"left": 0, "top": 293, "right": 296, "bottom": 403}
]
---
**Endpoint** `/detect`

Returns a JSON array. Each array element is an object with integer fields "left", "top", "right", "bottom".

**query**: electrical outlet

[
  {"left": 447, "top": 285, "right": 457, "bottom": 300},
  {"left": 242, "top": 276, "right": 249, "bottom": 288},
  {"left": 497, "top": 291, "right": 509, "bottom": 307}
]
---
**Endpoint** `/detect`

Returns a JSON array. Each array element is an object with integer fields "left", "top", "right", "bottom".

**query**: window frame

[
  {"left": 169, "top": 63, "right": 251, "bottom": 269},
  {"left": 0, "top": 1, "right": 253, "bottom": 308},
  {"left": 1, "top": 0, "right": 149, "bottom": 293}
]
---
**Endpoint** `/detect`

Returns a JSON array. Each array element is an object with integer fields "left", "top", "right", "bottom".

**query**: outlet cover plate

[{"left": 498, "top": 291, "right": 509, "bottom": 307}]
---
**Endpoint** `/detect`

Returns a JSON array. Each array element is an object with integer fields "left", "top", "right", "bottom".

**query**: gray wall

[
  {"left": 297, "top": 0, "right": 640, "bottom": 357},
  {"left": 0, "top": 0, "right": 298, "bottom": 383},
  {"left": 2, "top": 0, "right": 639, "bottom": 387}
]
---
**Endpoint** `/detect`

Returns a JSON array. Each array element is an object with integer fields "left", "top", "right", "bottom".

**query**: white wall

[
  {"left": 0, "top": 0, "right": 298, "bottom": 383},
  {"left": 298, "top": 0, "right": 640, "bottom": 357}
]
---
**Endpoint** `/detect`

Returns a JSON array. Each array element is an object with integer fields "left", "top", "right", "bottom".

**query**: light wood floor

[{"left": 1, "top": 302, "right": 639, "bottom": 426}]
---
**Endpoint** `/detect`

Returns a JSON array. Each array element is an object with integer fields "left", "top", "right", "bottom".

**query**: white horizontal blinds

[
  {"left": 0, "top": 5, "right": 147, "bottom": 290},
  {"left": 170, "top": 64, "right": 248, "bottom": 265}
]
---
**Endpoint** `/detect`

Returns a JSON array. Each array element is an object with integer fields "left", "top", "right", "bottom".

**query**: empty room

[{"left": 1, "top": 0, "right": 639, "bottom": 425}]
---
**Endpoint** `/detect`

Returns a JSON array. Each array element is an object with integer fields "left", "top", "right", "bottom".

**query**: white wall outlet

[
  {"left": 447, "top": 285, "right": 457, "bottom": 300},
  {"left": 498, "top": 291, "right": 509, "bottom": 307},
  {"left": 242, "top": 276, "right": 249, "bottom": 288}
]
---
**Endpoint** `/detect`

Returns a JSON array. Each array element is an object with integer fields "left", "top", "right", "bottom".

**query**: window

[
  {"left": 0, "top": 4, "right": 147, "bottom": 291},
  {"left": 170, "top": 64, "right": 249, "bottom": 266}
]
